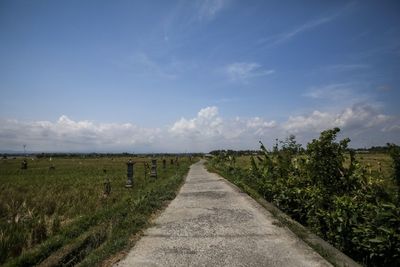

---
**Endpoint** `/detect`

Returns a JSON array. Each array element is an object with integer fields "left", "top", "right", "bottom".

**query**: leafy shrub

[{"left": 210, "top": 128, "right": 400, "bottom": 266}]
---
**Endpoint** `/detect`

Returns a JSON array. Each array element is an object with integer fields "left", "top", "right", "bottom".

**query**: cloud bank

[{"left": 0, "top": 105, "right": 399, "bottom": 153}]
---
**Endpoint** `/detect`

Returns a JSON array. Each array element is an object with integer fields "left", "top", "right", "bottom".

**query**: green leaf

[
  {"left": 381, "top": 203, "right": 396, "bottom": 209},
  {"left": 369, "top": 237, "right": 385, "bottom": 243},
  {"left": 378, "top": 227, "right": 392, "bottom": 234}
]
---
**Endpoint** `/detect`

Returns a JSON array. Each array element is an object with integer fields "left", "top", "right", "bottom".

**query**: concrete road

[{"left": 115, "top": 160, "right": 332, "bottom": 267}]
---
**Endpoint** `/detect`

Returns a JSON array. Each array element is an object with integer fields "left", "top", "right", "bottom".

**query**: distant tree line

[
  {"left": 209, "top": 143, "right": 396, "bottom": 156},
  {"left": 354, "top": 145, "right": 392, "bottom": 153}
]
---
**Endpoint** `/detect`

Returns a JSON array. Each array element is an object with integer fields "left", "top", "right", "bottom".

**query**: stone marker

[
  {"left": 162, "top": 159, "right": 166, "bottom": 169},
  {"left": 126, "top": 159, "right": 135, "bottom": 188},
  {"left": 150, "top": 159, "right": 157, "bottom": 179}
]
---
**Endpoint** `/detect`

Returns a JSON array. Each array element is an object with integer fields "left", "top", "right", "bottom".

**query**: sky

[{"left": 0, "top": 0, "right": 399, "bottom": 153}]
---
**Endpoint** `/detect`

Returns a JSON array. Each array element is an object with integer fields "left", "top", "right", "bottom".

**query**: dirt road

[{"left": 115, "top": 160, "right": 331, "bottom": 267}]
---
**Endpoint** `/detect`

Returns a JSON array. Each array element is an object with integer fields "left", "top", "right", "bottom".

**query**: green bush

[{"left": 210, "top": 129, "right": 400, "bottom": 266}]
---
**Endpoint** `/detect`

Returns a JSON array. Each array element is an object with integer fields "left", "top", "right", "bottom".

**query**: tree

[{"left": 306, "top": 128, "right": 350, "bottom": 194}]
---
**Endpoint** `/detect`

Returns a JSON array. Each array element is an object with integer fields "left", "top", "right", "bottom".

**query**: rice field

[{"left": 0, "top": 155, "right": 194, "bottom": 266}]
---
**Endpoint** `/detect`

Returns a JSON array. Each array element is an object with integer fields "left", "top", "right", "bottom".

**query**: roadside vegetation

[
  {"left": 0, "top": 155, "right": 194, "bottom": 266},
  {"left": 208, "top": 128, "right": 399, "bottom": 267}
]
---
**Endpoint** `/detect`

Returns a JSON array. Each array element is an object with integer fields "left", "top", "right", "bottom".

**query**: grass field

[{"left": 0, "top": 155, "right": 194, "bottom": 266}]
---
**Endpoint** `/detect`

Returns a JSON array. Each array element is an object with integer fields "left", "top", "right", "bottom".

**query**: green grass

[
  {"left": 354, "top": 152, "right": 393, "bottom": 176},
  {"left": 0, "top": 156, "right": 194, "bottom": 266}
]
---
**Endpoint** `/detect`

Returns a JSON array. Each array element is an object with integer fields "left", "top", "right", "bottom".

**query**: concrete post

[
  {"left": 126, "top": 159, "right": 135, "bottom": 187},
  {"left": 150, "top": 159, "right": 157, "bottom": 178}
]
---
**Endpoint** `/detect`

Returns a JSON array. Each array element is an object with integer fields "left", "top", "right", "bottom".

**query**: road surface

[{"left": 115, "top": 160, "right": 331, "bottom": 267}]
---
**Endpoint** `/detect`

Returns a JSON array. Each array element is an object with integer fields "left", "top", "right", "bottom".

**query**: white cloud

[
  {"left": 246, "top": 117, "right": 276, "bottom": 129},
  {"left": 278, "top": 16, "right": 334, "bottom": 43},
  {"left": 169, "top": 107, "right": 277, "bottom": 140},
  {"left": 304, "top": 83, "right": 356, "bottom": 100},
  {"left": 168, "top": 106, "right": 277, "bottom": 151},
  {"left": 303, "top": 83, "right": 373, "bottom": 109},
  {"left": 258, "top": 2, "right": 353, "bottom": 47},
  {"left": 0, "top": 104, "right": 399, "bottom": 153},
  {"left": 279, "top": 103, "right": 399, "bottom": 147},
  {"left": 284, "top": 111, "right": 332, "bottom": 133},
  {"left": 258, "top": 15, "right": 336, "bottom": 47},
  {"left": 283, "top": 103, "right": 393, "bottom": 134},
  {"left": 224, "top": 62, "right": 275, "bottom": 82},
  {"left": 197, "top": 106, "right": 218, "bottom": 119},
  {"left": 169, "top": 106, "right": 223, "bottom": 138},
  {"left": 0, "top": 116, "right": 160, "bottom": 152}
]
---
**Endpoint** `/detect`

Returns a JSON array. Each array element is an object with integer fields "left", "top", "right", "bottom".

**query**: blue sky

[{"left": 0, "top": 0, "right": 399, "bottom": 152}]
